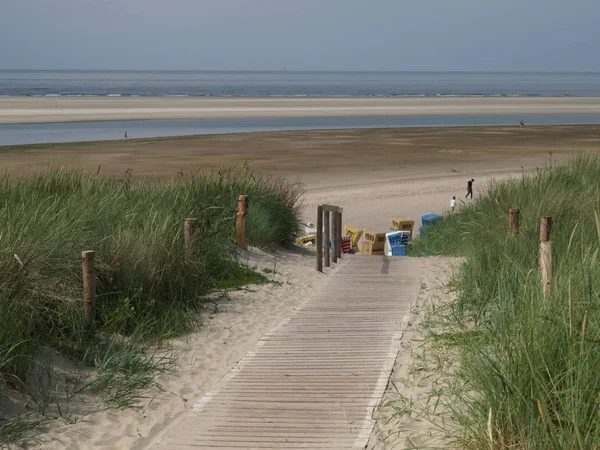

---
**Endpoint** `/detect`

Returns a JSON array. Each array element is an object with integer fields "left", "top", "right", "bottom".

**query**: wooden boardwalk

[{"left": 154, "top": 256, "right": 420, "bottom": 450}]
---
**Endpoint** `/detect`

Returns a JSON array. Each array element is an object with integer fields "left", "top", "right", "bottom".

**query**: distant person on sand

[
  {"left": 465, "top": 179, "right": 474, "bottom": 199},
  {"left": 450, "top": 196, "right": 456, "bottom": 212},
  {"left": 125, "top": 131, "right": 128, "bottom": 139},
  {"left": 520, "top": 120, "right": 525, "bottom": 127}
]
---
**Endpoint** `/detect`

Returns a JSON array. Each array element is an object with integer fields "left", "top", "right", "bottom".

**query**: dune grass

[
  {"left": 411, "top": 155, "right": 600, "bottom": 449},
  {"left": 0, "top": 165, "right": 302, "bottom": 441}
]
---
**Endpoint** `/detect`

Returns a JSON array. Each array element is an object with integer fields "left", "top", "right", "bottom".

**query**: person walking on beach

[
  {"left": 465, "top": 179, "right": 474, "bottom": 199},
  {"left": 450, "top": 196, "right": 457, "bottom": 212},
  {"left": 124, "top": 131, "right": 128, "bottom": 139}
]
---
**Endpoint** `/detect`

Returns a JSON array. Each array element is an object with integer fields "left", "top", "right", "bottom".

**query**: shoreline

[
  {"left": 3, "top": 122, "right": 600, "bottom": 151},
  {"left": 2, "top": 97, "right": 600, "bottom": 124}
]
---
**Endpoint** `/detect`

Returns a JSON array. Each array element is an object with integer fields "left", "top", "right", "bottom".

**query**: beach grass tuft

[
  {"left": 0, "top": 164, "right": 302, "bottom": 443},
  {"left": 411, "top": 154, "right": 600, "bottom": 448}
]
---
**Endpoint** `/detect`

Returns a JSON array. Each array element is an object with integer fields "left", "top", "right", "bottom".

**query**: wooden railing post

[
  {"left": 539, "top": 216, "right": 554, "bottom": 294},
  {"left": 82, "top": 250, "right": 96, "bottom": 328},
  {"left": 540, "top": 216, "right": 552, "bottom": 242},
  {"left": 540, "top": 241, "right": 554, "bottom": 294},
  {"left": 324, "top": 210, "right": 331, "bottom": 267},
  {"left": 509, "top": 208, "right": 520, "bottom": 235},
  {"left": 236, "top": 195, "right": 249, "bottom": 249},
  {"left": 317, "top": 205, "right": 343, "bottom": 270},
  {"left": 184, "top": 218, "right": 198, "bottom": 259},
  {"left": 337, "top": 212, "right": 343, "bottom": 259},
  {"left": 316, "top": 205, "right": 323, "bottom": 272},
  {"left": 331, "top": 211, "right": 338, "bottom": 264}
]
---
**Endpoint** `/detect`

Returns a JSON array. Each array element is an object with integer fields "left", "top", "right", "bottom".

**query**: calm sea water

[
  {"left": 2, "top": 71, "right": 600, "bottom": 98},
  {"left": 3, "top": 114, "right": 600, "bottom": 147}
]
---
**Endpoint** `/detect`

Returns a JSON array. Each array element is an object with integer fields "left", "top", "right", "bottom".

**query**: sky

[{"left": 1, "top": 0, "right": 599, "bottom": 72}]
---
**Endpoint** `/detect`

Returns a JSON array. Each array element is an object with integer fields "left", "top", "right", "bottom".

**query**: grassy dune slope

[
  {"left": 0, "top": 165, "right": 301, "bottom": 443},
  {"left": 414, "top": 155, "right": 600, "bottom": 449}
]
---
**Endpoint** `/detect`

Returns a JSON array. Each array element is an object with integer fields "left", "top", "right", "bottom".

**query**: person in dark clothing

[{"left": 465, "top": 179, "right": 474, "bottom": 199}]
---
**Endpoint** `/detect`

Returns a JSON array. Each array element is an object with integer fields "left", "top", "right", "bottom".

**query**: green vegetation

[
  {"left": 0, "top": 165, "right": 302, "bottom": 441},
  {"left": 412, "top": 155, "right": 600, "bottom": 449}
]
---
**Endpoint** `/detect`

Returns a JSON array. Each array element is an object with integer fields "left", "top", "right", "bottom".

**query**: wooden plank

[{"left": 153, "top": 257, "right": 419, "bottom": 450}]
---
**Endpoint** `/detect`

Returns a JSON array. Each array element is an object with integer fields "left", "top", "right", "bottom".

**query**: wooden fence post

[
  {"left": 540, "top": 241, "right": 554, "bottom": 294},
  {"left": 82, "top": 250, "right": 96, "bottom": 328},
  {"left": 509, "top": 208, "right": 520, "bottom": 235},
  {"left": 540, "top": 216, "right": 552, "bottom": 242},
  {"left": 184, "top": 218, "right": 198, "bottom": 259},
  {"left": 236, "top": 195, "right": 248, "bottom": 249},
  {"left": 331, "top": 212, "right": 338, "bottom": 264},
  {"left": 324, "top": 210, "right": 331, "bottom": 267},
  {"left": 316, "top": 205, "right": 323, "bottom": 272}
]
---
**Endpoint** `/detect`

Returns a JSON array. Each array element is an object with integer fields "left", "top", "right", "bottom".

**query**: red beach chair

[{"left": 341, "top": 236, "right": 352, "bottom": 254}]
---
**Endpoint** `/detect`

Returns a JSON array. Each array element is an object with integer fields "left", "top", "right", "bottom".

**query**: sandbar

[{"left": 1, "top": 97, "right": 600, "bottom": 124}]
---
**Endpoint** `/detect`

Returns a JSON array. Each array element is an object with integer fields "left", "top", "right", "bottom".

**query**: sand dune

[
  {"left": 6, "top": 125, "right": 600, "bottom": 448},
  {"left": 1, "top": 96, "right": 600, "bottom": 124}
]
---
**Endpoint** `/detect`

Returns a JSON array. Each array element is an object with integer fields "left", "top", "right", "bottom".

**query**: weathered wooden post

[
  {"left": 184, "top": 218, "right": 198, "bottom": 259},
  {"left": 236, "top": 195, "right": 248, "bottom": 249},
  {"left": 82, "top": 250, "right": 96, "bottom": 328},
  {"left": 331, "top": 211, "right": 338, "bottom": 264},
  {"left": 316, "top": 205, "right": 323, "bottom": 272},
  {"left": 509, "top": 208, "right": 520, "bottom": 235},
  {"left": 337, "top": 211, "right": 343, "bottom": 259},
  {"left": 540, "top": 241, "right": 554, "bottom": 294},
  {"left": 324, "top": 210, "right": 331, "bottom": 267},
  {"left": 539, "top": 216, "right": 554, "bottom": 294},
  {"left": 540, "top": 216, "right": 552, "bottom": 242}
]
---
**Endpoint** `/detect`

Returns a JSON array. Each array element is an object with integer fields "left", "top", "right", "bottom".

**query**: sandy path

[
  {"left": 368, "top": 257, "right": 463, "bottom": 449},
  {"left": 36, "top": 248, "right": 327, "bottom": 450},
  {"left": 2, "top": 97, "right": 600, "bottom": 124},
  {"left": 302, "top": 169, "right": 521, "bottom": 233},
  {"left": 30, "top": 175, "right": 493, "bottom": 450}
]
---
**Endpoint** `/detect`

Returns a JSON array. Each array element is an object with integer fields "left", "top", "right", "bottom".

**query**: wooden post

[
  {"left": 337, "top": 212, "right": 343, "bottom": 259},
  {"left": 540, "top": 216, "right": 553, "bottom": 242},
  {"left": 324, "top": 211, "right": 331, "bottom": 267},
  {"left": 184, "top": 218, "right": 198, "bottom": 259},
  {"left": 540, "top": 241, "right": 554, "bottom": 294},
  {"left": 316, "top": 205, "right": 323, "bottom": 272},
  {"left": 82, "top": 250, "right": 96, "bottom": 328},
  {"left": 331, "top": 212, "right": 338, "bottom": 264},
  {"left": 509, "top": 208, "right": 520, "bottom": 235},
  {"left": 236, "top": 195, "right": 248, "bottom": 249}
]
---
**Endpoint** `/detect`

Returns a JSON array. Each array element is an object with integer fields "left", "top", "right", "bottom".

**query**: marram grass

[
  {"left": 0, "top": 165, "right": 302, "bottom": 438},
  {"left": 413, "top": 154, "right": 600, "bottom": 449}
]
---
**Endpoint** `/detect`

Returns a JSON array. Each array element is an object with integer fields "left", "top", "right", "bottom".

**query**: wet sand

[
  {"left": 2, "top": 97, "right": 600, "bottom": 124},
  {"left": 2, "top": 124, "right": 600, "bottom": 231}
]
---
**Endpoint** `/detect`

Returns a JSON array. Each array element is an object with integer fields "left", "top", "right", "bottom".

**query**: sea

[
  {"left": 3, "top": 70, "right": 600, "bottom": 98},
  {"left": 2, "top": 70, "right": 600, "bottom": 146}
]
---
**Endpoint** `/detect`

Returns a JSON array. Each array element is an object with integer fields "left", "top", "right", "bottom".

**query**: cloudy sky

[{"left": 1, "top": 0, "right": 599, "bottom": 71}]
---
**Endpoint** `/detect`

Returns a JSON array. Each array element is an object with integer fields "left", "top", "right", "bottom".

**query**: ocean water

[
  {"left": 3, "top": 114, "right": 600, "bottom": 147},
  {"left": 2, "top": 71, "right": 600, "bottom": 98}
]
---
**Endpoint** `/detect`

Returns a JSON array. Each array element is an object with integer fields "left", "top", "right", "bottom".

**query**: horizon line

[{"left": 1, "top": 69, "right": 600, "bottom": 75}]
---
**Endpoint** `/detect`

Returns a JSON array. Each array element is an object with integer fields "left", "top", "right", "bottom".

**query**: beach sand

[
  {"left": 367, "top": 256, "right": 463, "bottom": 449},
  {"left": 37, "top": 247, "right": 326, "bottom": 450},
  {"left": 5, "top": 125, "right": 600, "bottom": 448},
  {"left": 2, "top": 125, "right": 600, "bottom": 231},
  {"left": 1, "top": 97, "right": 600, "bottom": 124}
]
